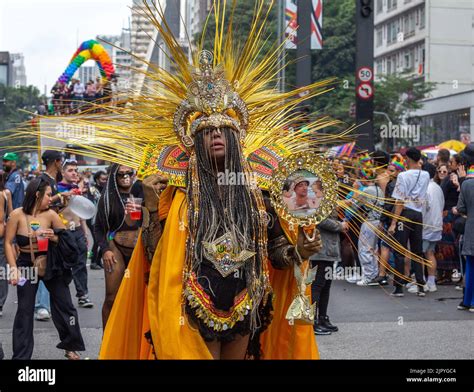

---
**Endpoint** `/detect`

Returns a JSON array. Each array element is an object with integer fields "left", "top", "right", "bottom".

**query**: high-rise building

[
  {"left": 130, "top": 0, "right": 210, "bottom": 93},
  {"left": 114, "top": 28, "right": 133, "bottom": 93},
  {"left": 374, "top": 0, "right": 474, "bottom": 144},
  {"left": 9, "top": 53, "right": 27, "bottom": 87},
  {"left": 186, "top": 0, "right": 210, "bottom": 41},
  {"left": 0, "top": 52, "right": 9, "bottom": 86},
  {"left": 77, "top": 65, "right": 99, "bottom": 84},
  {"left": 96, "top": 33, "right": 132, "bottom": 93},
  {"left": 0, "top": 52, "right": 27, "bottom": 88},
  {"left": 131, "top": 0, "right": 164, "bottom": 92}
]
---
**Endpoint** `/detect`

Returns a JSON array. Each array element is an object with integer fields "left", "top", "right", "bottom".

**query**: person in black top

[
  {"left": 36, "top": 150, "right": 65, "bottom": 321},
  {"left": 95, "top": 164, "right": 141, "bottom": 328},
  {"left": 87, "top": 171, "right": 107, "bottom": 270},
  {"left": 40, "top": 150, "right": 64, "bottom": 211},
  {"left": 4, "top": 178, "right": 85, "bottom": 359}
]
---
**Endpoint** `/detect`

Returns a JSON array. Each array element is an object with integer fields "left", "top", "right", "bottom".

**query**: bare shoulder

[{"left": 9, "top": 207, "right": 23, "bottom": 218}]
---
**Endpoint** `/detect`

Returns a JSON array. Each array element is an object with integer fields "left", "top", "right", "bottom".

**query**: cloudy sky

[{"left": 0, "top": 0, "right": 132, "bottom": 94}]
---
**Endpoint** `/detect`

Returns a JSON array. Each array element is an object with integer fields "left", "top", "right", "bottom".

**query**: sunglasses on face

[
  {"left": 438, "top": 170, "right": 447, "bottom": 174},
  {"left": 117, "top": 171, "right": 135, "bottom": 179}
]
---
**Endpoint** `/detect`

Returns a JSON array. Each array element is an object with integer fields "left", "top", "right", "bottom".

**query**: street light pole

[
  {"left": 355, "top": 0, "right": 375, "bottom": 152},
  {"left": 374, "top": 111, "right": 393, "bottom": 151},
  {"left": 277, "top": 0, "right": 286, "bottom": 93}
]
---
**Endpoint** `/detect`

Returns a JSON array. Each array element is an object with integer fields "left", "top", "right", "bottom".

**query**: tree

[
  {"left": 0, "top": 84, "right": 43, "bottom": 159},
  {"left": 283, "top": 0, "right": 356, "bottom": 125},
  {"left": 374, "top": 74, "right": 435, "bottom": 150},
  {"left": 195, "top": 0, "right": 277, "bottom": 65}
]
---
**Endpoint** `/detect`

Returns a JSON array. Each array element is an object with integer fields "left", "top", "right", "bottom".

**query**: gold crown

[{"left": 173, "top": 50, "right": 249, "bottom": 148}]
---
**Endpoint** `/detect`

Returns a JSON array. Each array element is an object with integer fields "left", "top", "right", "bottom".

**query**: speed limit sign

[{"left": 357, "top": 67, "right": 373, "bottom": 83}]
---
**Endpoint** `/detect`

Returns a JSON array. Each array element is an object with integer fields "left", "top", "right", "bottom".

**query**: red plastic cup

[
  {"left": 130, "top": 210, "right": 142, "bottom": 220},
  {"left": 37, "top": 236, "right": 49, "bottom": 252},
  {"left": 126, "top": 197, "right": 143, "bottom": 221}
]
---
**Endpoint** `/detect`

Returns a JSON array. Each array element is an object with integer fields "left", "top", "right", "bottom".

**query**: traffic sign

[
  {"left": 357, "top": 83, "right": 373, "bottom": 100},
  {"left": 357, "top": 67, "right": 373, "bottom": 82}
]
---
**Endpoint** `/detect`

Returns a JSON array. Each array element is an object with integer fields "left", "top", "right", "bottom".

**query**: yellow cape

[{"left": 99, "top": 187, "right": 318, "bottom": 359}]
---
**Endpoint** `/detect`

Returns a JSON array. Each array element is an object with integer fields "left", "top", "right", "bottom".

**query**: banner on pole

[{"left": 285, "top": 0, "right": 323, "bottom": 50}]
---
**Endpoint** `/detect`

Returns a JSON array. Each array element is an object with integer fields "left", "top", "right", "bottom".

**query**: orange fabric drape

[
  {"left": 99, "top": 233, "right": 153, "bottom": 359},
  {"left": 100, "top": 188, "right": 318, "bottom": 359},
  {"left": 260, "top": 220, "right": 319, "bottom": 359}
]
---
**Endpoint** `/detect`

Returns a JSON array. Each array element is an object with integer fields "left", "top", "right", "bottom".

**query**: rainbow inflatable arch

[{"left": 57, "top": 39, "right": 115, "bottom": 84}]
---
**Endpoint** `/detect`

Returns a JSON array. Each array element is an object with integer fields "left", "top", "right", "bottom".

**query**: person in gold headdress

[{"left": 23, "top": 1, "right": 346, "bottom": 360}]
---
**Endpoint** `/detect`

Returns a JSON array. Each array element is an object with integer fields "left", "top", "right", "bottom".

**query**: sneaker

[
  {"left": 374, "top": 275, "right": 389, "bottom": 286},
  {"left": 426, "top": 282, "right": 437, "bottom": 292},
  {"left": 35, "top": 308, "right": 51, "bottom": 321},
  {"left": 451, "top": 269, "right": 461, "bottom": 283},
  {"left": 90, "top": 263, "right": 103, "bottom": 270},
  {"left": 405, "top": 281, "right": 416, "bottom": 289},
  {"left": 390, "top": 288, "right": 404, "bottom": 297},
  {"left": 457, "top": 301, "right": 469, "bottom": 310},
  {"left": 455, "top": 285, "right": 463, "bottom": 291},
  {"left": 313, "top": 324, "right": 332, "bottom": 335},
  {"left": 416, "top": 288, "right": 426, "bottom": 297},
  {"left": 320, "top": 316, "right": 338, "bottom": 332},
  {"left": 345, "top": 274, "right": 361, "bottom": 284},
  {"left": 408, "top": 284, "right": 428, "bottom": 294},
  {"left": 356, "top": 278, "right": 371, "bottom": 286},
  {"left": 78, "top": 296, "right": 94, "bottom": 308},
  {"left": 469, "top": 308, "right": 474, "bottom": 313}
]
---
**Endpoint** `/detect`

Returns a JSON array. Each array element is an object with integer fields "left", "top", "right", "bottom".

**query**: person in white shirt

[
  {"left": 72, "top": 80, "right": 85, "bottom": 112},
  {"left": 420, "top": 163, "right": 444, "bottom": 293},
  {"left": 389, "top": 147, "right": 430, "bottom": 297}
]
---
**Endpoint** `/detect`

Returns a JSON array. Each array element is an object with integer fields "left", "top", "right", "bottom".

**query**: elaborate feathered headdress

[{"left": 6, "top": 0, "right": 353, "bottom": 188}]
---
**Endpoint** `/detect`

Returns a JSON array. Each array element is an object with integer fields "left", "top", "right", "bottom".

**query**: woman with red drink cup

[
  {"left": 4, "top": 177, "right": 85, "bottom": 359},
  {"left": 94, "top": 164, "right": 141, "bottom": 328}
]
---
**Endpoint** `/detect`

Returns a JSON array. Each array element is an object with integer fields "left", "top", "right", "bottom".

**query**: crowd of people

[
  {"left": 0, "top": 150, "right": 142, "bottom": 359},
  {"left": 0, "top": 135, "right": 474, "bottom": 358},
  {"left": 310, "top": 137, "right": 474, "bottom": 335},
  {"left": 38, "top": 76, "right": 118, "bottom": 116}
]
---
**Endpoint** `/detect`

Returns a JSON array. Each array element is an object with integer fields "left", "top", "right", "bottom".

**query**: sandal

[{"left": 65, "top": 350, "right": 81, "bottom": 360}]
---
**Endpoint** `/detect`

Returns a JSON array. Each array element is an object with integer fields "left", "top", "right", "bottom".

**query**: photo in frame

[{"left": 269, "top": 152, "right": 338, "bottom": 228}]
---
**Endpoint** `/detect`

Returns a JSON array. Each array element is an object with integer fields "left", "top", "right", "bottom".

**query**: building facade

[
  {"left": 130, "top": 0, "right": 210, "bottom": 93},
  {"left": 0, "top": 52, "right": 27, "bottom": 88},
  {"left": 77, "top": 65, "right": 99, "bottom": 84},
  {"left": 374, "top": 0, "right": 474, "bottom": 145}
]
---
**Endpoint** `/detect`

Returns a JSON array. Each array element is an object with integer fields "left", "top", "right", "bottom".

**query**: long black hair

[
  {"left": 186, "top": 127, "right": 269, "bottom": 334},
  {"left": 22, "top": 177, "right": 50, "bottom": 215},
  {"left": 96, "top": 164, "right": 125, "bottom": 234}
]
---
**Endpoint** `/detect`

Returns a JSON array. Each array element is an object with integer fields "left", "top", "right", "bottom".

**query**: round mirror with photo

[
  {"left": 270, "top": 152, "right": 338, "bottom": 227},
  {"left": 283, "top": 170, "right": 324, "bottom": 218}
]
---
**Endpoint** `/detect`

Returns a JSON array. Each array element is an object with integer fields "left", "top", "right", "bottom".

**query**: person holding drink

[
  {"left": 59, "top": 160, "right": 94, "bottom": 308},
  {"left": 94, "top": 164, "right": 141, "bottom": 328},
  {"left": 4, "top": 177, "right": 85, "bottom": 359}
]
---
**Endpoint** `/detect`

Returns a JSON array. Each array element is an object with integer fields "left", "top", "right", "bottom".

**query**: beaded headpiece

[{"left": 173, "top": 50, "right": 249, "bottom": 148}]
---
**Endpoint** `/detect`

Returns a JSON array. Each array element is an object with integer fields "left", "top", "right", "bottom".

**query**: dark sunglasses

[
  {"left": 438, "top": 170, "right": 448, "bottom": 174},
  {"left": 117, "top": 171, "right": 135, "bottom": 178}
]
